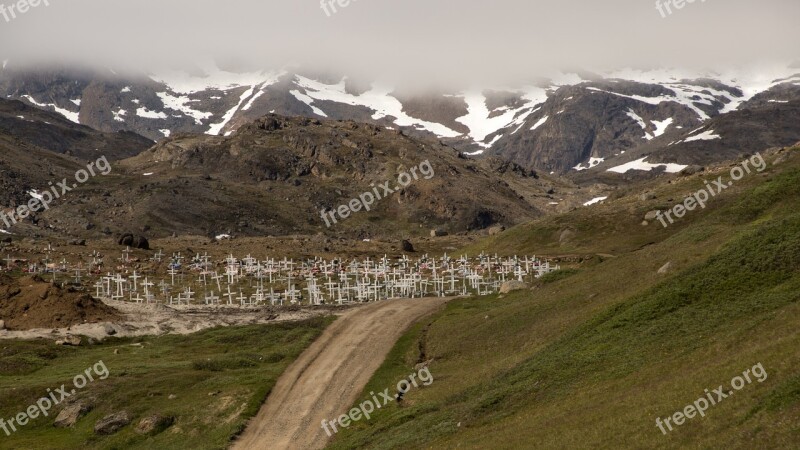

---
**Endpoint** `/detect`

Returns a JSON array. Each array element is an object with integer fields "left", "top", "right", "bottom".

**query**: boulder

[
  {"left": 94, "top": 411, "right": 131, "bottom": 435},
  {"left": 55, "top": 335, "right": 82, "bottom": 346},
  {"left": 401, "top": 240, "right": 415, "bottom": 252},
  {"left": 680, "top": 165, "right": 704, "bottom": 176},
  {"left": 499, "top": 280, "right": 529, "bottom": 294},
  {"left": 134, "top": 414, "right": 174, "bottom": 435},
  {"left": 54, "top": 402, "right": 92, "bottom": 428},
  {"left": 658, "top": 262, "right": 672, "bottom": 274},
  {"left": 104, "top": 324, "right": 117, "bottom": 336},
  {"left": 118, "top": 234, "right": 149, "bottom": 250},
  {"left": 430, "top": 229, "right": 448, "bottom": 237},
  {"left": 487, "top": 225, "right": 505, "bottom": 236}
]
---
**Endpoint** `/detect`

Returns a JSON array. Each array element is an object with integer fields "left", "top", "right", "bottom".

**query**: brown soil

[{"left": 0, "top": 275, "right": 121, "bottom": 330}]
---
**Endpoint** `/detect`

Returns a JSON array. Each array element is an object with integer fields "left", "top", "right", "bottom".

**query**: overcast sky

[{"left": 0, "top": 0, "right": 797, "bottom": 85}]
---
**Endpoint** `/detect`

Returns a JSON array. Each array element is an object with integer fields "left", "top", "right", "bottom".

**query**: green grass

[
  {"left": 327, "top": 149, "right": 800, "bottom": 449},
  {"left": 0, "top": 316, "right": 334, "bottom": 450}
]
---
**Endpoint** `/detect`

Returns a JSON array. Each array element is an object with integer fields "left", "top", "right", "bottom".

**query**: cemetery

[{"left": 0, "top": 244, "right": 560, "bottom": 323}]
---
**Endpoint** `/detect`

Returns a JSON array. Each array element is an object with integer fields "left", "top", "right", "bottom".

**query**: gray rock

[
  {"left": 658, "top": 262, "right": 672, "bottom": 274},
  {"left": 94, "top": 412, "right": 131, "bottom": 435},
  {"left": 55, "top": 335, "right": 82, "bottom": 346},
  {"left": 499, "top": 280, "right": 529, "bottom": 294},
  {"left": 54, "top": 402, "right": 92, "bottom": 428},
  {"left": 430, "top": 229, "right": 448, "bottom": 237},
  {"left": 134, "top": 414, "right": 174, "bottom": 435},
  {"left": 487, "top": 225, "right": 505, "bottom": 236},
  {"left": 104, "top": 324, "right": 117, "bottom": 336},
  {"left": 680, "top": 165, "right": 704, "bottom": 176}
]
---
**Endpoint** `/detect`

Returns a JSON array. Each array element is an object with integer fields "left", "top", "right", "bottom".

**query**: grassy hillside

[
  {"left": 0, "top": 317, "right": 333, "bottom": 449},
  {"left": 327, "top": 147, "right": 800, "bottom": 449}
]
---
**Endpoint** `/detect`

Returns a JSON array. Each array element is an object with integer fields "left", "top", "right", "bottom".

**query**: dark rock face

[
  {"left": 118, "top": 234, "right": 149, "bottom": 250},
  {"left": 489, "top": 82, "right": 708, "bottom": 174}
]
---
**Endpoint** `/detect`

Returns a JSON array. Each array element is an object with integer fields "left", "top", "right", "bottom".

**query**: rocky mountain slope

[
  {"left": 3, "top": 63, "right": 799, "bottom": 176},
  {"left": 1, "top": 114, "right": 580, "bottom": 240},
  {"left": 0, "top": 98, "right": 152, "bottom": 161}
]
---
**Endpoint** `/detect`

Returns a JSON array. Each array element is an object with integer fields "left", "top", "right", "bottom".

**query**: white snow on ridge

[
  {"left": 456, "top": 86, "right": 550, "bottom": 147},
  {"left": 70, "top": 99, "right": 81, "bottom": 106},
  {"left": 625, "top": 109, "right": 653, "bottom": 140},
  {"left": 531, "top": 115, "right": 549, "bottom": 131},
  {"left": 290, "top": 90, "right": 328, "bottom": 117},
  {"left": 151, "top": 61, "right": 278, "bottom": 95},
  {"left": 652, "top": 118, "right": 673, "bottom": 137},
  {"left": 684, "top": 129, "right": 721, "bottom": 142},
  {"left": 243, "top": 79, "right": 275, "bottom": 111},
  {"left": 136, "top": 107, "right": 168, "bottom": 119},
  {"left": 159, "top": 129, "right": 171, "bottom": 138},
  {"left": 207, "top": 85, "right": 255, "bottom": 135},
  {"left": 21, "top": 95, "right": 80, "bottom": 123},
  {"left": 607, "top": 157, "right": 687, "bottom": 174},
  {"left": 157, "top": 92, "right": 213, "bottom": 125},
  {"left": 120, "top": 86, "right": 131, "bottom": 93},
  {"left": 295, "top": 76, "right": 462, "bottom": 138},
  {"left": 588, "top": 87, "right": 711, "bottom": 120}
]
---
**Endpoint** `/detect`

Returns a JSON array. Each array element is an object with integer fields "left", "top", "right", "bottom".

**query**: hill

[{"left": 326, "top": 145, "right": 800, "bottom": 449}]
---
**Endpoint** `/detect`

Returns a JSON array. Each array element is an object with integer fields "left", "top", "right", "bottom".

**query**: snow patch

[
  {"left": 574, "top": 157, "right": 605, "bottom": 171},
  {"left": 295, "top": 76, "right": 461, "bottom": 138},
  {"left": 136, "top": 107, "right": 168, "bottom": 119},
  {"left": 157, "top": 92, "right": 213, "bottom": 124},
  {"left": 531, "top": 116, "right": 548, "bottom": 130},
  {"left": 684, "top": 129, "right": 721, "bottom": 142},
  {"left": 113, "top": 109, "right": 127, "bottom": 122},
  {"left": 21, "top": 95, "right": 80, "bottom": 123},
  {"left": 607, "top": 157, "right": 687, "bottom": 174},
  {"left": 583, "top": 197, "right": 608, "bottom": 206}
]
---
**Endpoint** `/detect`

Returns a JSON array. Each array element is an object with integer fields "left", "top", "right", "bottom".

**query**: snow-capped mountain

[{"left": 2, "top": 61, "right": 799, "bottom": 175}]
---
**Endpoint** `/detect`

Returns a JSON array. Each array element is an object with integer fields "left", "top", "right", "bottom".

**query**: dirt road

[{"left": 231, "top": 297, "right": 451, "bottom": 450}]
